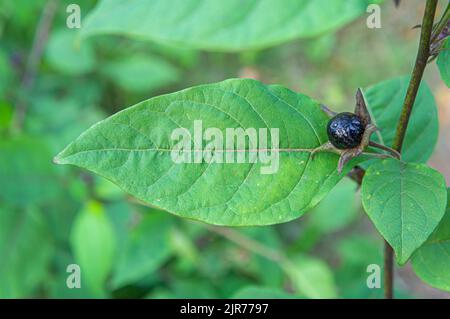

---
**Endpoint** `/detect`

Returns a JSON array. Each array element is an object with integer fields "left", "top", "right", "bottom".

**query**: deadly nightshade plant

[{"left": 55, "top": 0, "right": 450, "bottom": 298}]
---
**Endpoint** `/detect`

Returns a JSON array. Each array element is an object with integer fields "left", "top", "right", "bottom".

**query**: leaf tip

[
  {"left": 53, "top": 149, "right": 70, "bottom": 165},
  {"left": 52, "top": 154, "right": 63, "bottom": 165}
]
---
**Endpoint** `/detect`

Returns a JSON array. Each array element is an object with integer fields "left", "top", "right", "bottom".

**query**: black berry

[{"left": 327, "top": 112, "right": 365, "bottom": 149}]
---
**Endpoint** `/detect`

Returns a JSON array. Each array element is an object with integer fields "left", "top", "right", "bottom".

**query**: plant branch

[
  {"left": 384, "top": 240, "right": 394, "bottom": 299},
  {"left": 386, "top": 0, "right": 438, "bottom": 299},
  {"left": 431, "top": 2, "right": 449, "bottom": 43},
  {"left": 203, "top": 224, "right": 286, "bottom": 263},
  {"left": 132, "top": 197, "right": 286, "bottom": 263},
  {"left": 392, "top": 0, "right": 438, "bottom": 152},
  {"left": 13, "top": 0, "right": 59, "bottom": 131}
]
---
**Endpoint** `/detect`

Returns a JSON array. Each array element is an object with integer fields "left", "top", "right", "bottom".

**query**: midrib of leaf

[{"left": 56, "top": 84, "right": 327, "bottom": 163}]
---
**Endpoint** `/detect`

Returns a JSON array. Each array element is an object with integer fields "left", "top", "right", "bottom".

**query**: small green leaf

[
  {"left": 361, "top": 159, "right": 447, "bottom": 265},
  {"left": 283, "top": 255, "right": 337, "bottom": 298},
  {"left": 25, "top": 96, "right": 104, "bottom": 153},
  {"left": 308, "top": 178, "right": 359, "bottom": 233},
  {"left": 437, "top": 38, "right": 450, "bottom": 87},
  {"left": 336, "top": 235, "right": 384, "bottom": 298},
  {"left": 296, "top": 178, "right": 359, "bottom": 251},
  {"left": 239, "top": 227, "right": 284, "bottom": 288},
  {"left": 412, "top": 188, "right": 450, "bottom": 292},
  {"left": 71, "top": 201, "right": 116, "bottom": 297},
  {"left": 100, "top": 54, "right": 180, "bottom": 93},
  {"left": 55, "top": 78, "right": 355, "bottom": 226},
  {"left": 112, "top": 211, "right": 174, "bottom": 288},
  {"left": 364, "top": 76, "right": 439, "bottom": 163},
  {"left": 45, "top": 29, "right": 96, "bottom": 75},
  {"left": 81, "top": 0, "right": 381, "bottom": 51}
]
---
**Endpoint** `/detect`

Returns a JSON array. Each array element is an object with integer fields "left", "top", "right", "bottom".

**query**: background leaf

[
  {"left": 437, "top": 38, "right": 449, "bottom": 87},
  {"left": 336, "top": 235, "right": 384, "bottom": 298},
  {"left": 307, "top": 178, "right": 359, "bottom": 233},
  {"left": 71, "top": 201, "right": 116, "bottom": 297},
  {"left": 100, "top": 54, "right": 181, "bottom": 93},
  {"left": 55, "top": 78, "right": 353, "bottom": 226},
  {"left": 412, "top": 188, "right": 450, "bottom": 292},
  {"left": 283, "top": 254, "right": 337, "bottom": 298},
  {"left": 0, "top": 206, "right": 53, "bottom": 298},
  {"left": 361, "top": 159, "right": 447, "bottom": 265},
  {"left": 363, "top": 76, "right": 439, "bottom": 163},
  {"left": 0, "top": 137, "right": 60, "bottom": 207},
  {"left": 295, "top": 178, "right": 360, "bottom": 251},
  {"left": 81, "top": 0, "right": 381, "bottom": 51},
  {"left": 112, "top": 210, "right": 174, "bottom": 288},
  {"left": 45, "top": 28, "right": 96, "bottom": 75}
]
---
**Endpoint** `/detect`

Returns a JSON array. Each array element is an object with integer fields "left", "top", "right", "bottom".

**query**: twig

[
  {"left": 387, "top": 0, "right": 438, "bottom": 299},
  {"left": 130, "top": 198, "right": 286, "bottom": 263},
  {"left": 384, "top": 240, "right": 394, "bottom": 299},
  {"left": 430, "top": 2, "right": 449, "bottom": 43},
  {"left": 392, "top": 0, "right": 438, "bottom": 152},
  {"left": 203, "top": 224, "right": 286, "bottom": 263},
  {"left": 13, "top": 0, "right": 59, "bottom": 131}
]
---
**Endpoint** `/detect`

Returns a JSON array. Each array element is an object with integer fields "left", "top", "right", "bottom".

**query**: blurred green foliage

[{"left": 0, "top": 0, "right": 447, "bottom": 299}]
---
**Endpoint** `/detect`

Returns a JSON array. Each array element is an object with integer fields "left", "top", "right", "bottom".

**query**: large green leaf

[
  {"left": 412, "top": 188, "right": 450, "bottom": 292},
  {"left": 55, "top": 78, "right": 354, "bottom": 226},
  {"left": 437, "top": 38, "right": 450, "bottom": 88},
  {"left": 112, "top": 210, "right": 174, "bottom": 288},
  {"left": 363, "top": 76, "right": 439, "bottom": 163},
  {"left": 81, "top": 0, "right": 381, "bottom": 51},
  {"left": 361, "top": 159, "right": 447, "bottom": 265},
  {"left": 70, "top": 201, "right": 116, "bottom": 297}
]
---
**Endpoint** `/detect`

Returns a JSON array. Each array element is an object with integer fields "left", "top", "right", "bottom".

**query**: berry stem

[{"left": 368, "top": 141, "right": 401, "bottom": 159}]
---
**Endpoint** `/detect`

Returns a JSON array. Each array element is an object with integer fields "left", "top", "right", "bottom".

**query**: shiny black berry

[{"left": 327, "top": 112, "right": 365, "bottom": 149}]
